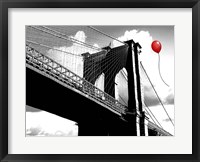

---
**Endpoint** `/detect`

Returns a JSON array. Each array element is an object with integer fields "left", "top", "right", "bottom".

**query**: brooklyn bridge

[{"left": 26, "top": 26, "right": 173, "bottom": 136}]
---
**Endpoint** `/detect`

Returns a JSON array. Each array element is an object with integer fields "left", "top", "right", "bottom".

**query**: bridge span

[
  {"left": 26, "top": 25, "right": 172, "bottom": 136},
  {"left": 26, "top": 43, "right": 171, "bottom": 136}
]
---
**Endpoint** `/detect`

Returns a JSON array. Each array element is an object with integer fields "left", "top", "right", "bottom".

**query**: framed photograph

[{"left": 0, "top": 0, "right": 199, "bottom": 161}]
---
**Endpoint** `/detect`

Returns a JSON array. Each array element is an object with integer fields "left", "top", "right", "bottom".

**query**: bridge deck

[
  {"left": 26, "top": 45, "right": 127, "bottom": 116},
  {"left": 26, "top": 44, "right": 172, "bottom": 136}
]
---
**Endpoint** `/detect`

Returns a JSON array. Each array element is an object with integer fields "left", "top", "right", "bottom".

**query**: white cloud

[
  {"left": 71, "top": 31, "right": 87, "bottom": 43},
  {"left": 46, "top": 31, "right": 101, "bottom": 78},
  {"left": 26, "top": 110, "right": 78, "bottom": 136}
]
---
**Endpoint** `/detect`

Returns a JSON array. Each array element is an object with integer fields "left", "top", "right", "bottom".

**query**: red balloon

[{"left": 151, "top": 40, "right": 162, "bottom": 54}]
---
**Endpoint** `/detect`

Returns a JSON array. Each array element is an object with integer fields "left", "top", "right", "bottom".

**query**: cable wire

[{"left": 140, "top": 62, "right": 174, "bottom": 127}]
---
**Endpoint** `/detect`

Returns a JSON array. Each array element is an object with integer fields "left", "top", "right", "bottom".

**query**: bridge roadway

[
  {"left": 26, "top": 44, "right": 172, "bottom": 136},
  {"left": 26, "top": 66, "right": 137, "bottom": 135},
  {"left": 26, "top": 45, "right": 138, "bottom": 136}
]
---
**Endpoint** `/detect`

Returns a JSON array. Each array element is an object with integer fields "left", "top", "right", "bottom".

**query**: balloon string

[{"left": 158, "top": 54, "right": 169, "bottom": 87}]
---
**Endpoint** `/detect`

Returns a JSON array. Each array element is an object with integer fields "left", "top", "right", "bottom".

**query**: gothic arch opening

[
  {"left": 94, "top": 73, "right": 105, "bottom": 100},
  {"left": 115, "top": 68, "right": 128, "bottom": 106}
]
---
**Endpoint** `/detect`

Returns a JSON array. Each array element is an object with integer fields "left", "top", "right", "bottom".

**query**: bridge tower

[
  {"left": 124, "top": 40, "right": 146, "bottom": 136},
  {"left": 82, "top": 39, "right": 146, "bottom": 136}
]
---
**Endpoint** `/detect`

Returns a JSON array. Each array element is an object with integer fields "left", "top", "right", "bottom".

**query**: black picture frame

[{"left": 0, "top": 0, "right": 199, "bottom": 161}]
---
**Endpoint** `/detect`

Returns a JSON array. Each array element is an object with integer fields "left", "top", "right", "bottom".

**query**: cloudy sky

[{"left": 26, "top": 26, "right": 174, "bottom": 136}]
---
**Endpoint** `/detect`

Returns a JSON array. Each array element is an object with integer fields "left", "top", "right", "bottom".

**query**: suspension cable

[
  {"left": 144, "top": 101, "right": 163, "bottom": 129},
  {"left": 140, "top": 62, "right": 174, "bottom": 127},
  {"left": 28, "top": 26, "right": 102, "bottom": 52},
  {"left": 26, "top": 40, "right": 82, "bottom": 57},
  {"left": 41, "top": 26, "right": 103, "bottom": 51},
  {"left": 144, "top": 107, "right": 160, "bottom": 128},
  {"left": 120, "top": 61, "right": 169, "bottom": 129},
  {"left": 87, "top": 26, "right": 127, "bottom": 46},
  {"left": 118, "top": 94, "right": 127, "bottom": 106}
]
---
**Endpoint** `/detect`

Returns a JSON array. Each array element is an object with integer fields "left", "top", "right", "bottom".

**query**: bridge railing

[
  {"left": 147, "top": 120, "right": 172, "bottom": 136},
  {"left": 26, "top": 44, "right": 127, "bottom": 115}
]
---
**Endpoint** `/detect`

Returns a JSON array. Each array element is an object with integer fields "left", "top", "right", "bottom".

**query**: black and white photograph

[{"left": 26, "top": 25, "right": 174, "bottom": 136}]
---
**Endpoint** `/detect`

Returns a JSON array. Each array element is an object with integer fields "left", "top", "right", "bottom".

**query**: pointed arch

[
  {"left": 115, "top": 68, "right": 128, "bottom": 106},
  {"left": 94, "top": 73, "right": 105, "bottom": 92}
]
